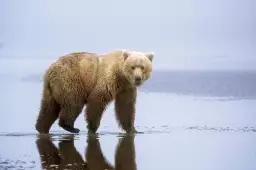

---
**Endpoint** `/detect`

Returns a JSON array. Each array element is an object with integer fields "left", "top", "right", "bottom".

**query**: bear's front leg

[
  {"left": 114, "top": 88, "right": 138, "bottom": 134},
  {"left": 85, "top": 92, "right": 110, "bottom": 134}
]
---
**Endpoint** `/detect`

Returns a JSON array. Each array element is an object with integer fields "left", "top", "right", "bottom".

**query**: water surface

[{"left": 0, "top": 59, "right": 256, "bottom": 170}]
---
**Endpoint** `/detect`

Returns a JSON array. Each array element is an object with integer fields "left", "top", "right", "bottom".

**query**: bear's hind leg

[
  {"left": 35, "top": 84, "right": 60, "bottom": 134},
  {"left": 58, "top": 105, "right": 83, "bottom": 134}
]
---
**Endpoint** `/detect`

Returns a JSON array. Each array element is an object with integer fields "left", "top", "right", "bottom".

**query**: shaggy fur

[{"left": 35, "top": 50, "right": 153, "bottom": 134}]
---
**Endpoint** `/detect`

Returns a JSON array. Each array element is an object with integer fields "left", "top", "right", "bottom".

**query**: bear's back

[{"left": 58, "top": 52, "right": 97, "bottom": 67}]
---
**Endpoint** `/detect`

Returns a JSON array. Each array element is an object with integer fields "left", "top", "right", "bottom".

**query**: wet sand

[
  {"left": 0, "top": 59, "right": 256, "bottom": 170},
  {"left": 0, "top": 129, "right": 256, "bottom": 170}
]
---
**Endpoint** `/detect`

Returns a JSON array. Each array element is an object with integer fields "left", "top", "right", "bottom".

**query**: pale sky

[{"left": 0, "top": 0, "right": 255, "bottom": 70}]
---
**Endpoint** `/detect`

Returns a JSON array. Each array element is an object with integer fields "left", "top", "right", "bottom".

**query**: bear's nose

[{"left": 135, "top": 76, "right": 142, "bottom": 85}]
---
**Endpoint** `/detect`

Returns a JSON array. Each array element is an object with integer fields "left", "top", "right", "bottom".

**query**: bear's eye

[
  {"left": 131, "top": 66, "right": 135, "bottom": 70},
  {"left": 141, "top": 66, "right": 144, "bottom": 70}
]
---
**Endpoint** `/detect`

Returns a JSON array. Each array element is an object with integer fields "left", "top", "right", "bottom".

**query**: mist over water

[{"left": 0, "top": 0, "right": 256, "bottom": 170}]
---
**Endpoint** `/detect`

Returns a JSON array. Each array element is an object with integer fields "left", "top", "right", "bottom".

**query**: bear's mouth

[{"left": 134, "top": 81, "right": 142, "bottom": 86}]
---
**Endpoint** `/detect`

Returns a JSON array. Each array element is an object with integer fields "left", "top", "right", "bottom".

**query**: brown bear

[{"left": 35, "top": 49, "right": 154, "bottom": 134}]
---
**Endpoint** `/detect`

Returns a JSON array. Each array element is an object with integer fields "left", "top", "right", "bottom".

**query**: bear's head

[{"left": 122, "top": 50, "right": 154, "bottom": 87}]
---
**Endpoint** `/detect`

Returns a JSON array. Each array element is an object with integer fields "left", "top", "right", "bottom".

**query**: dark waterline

[{"left": 142, "top": 70, "right": 256, "bottom": 98}]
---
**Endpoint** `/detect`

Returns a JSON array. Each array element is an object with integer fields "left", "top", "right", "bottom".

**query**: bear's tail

[{"left": 35, "top": 78, "right": 60, "bottom": 134}]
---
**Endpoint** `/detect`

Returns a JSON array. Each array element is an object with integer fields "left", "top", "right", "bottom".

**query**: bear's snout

[{"left": 135, "top": 76, "right": 142, "bottom": 85}]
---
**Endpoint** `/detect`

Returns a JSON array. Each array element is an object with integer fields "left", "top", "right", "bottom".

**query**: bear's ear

[
  {"left": 145, "top": 52, "right": 154, "bottom": 62},
  {"left": 122, "top": 50, "right": 130, "bottom": 60}
]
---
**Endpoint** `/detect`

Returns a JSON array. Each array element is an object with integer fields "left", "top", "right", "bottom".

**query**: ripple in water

[
  {"left": 0, "top": 125, "right": 255, "bottom": 138},
  {"left": 0, "top": 158, "right": 36, "bottom": 170}
]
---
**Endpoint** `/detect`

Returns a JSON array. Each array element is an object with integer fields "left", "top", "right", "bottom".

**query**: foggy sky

[{"left": 0, "top": 0, "right": 255, "bottom": 70}]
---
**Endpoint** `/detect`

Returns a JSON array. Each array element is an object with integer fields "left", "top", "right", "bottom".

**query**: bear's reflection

[{"left": 36, "top": 134, "right": 137, "bottom": 170}]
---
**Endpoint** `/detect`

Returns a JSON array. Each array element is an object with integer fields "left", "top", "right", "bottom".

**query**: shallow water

[{"left": 0, "top": 59, "right": 256, "bottom": 170}]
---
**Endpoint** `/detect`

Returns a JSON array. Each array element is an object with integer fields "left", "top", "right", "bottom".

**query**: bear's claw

[
  {"left": 59, "top": 119, "right": 80, "bottom": 134},
  {"left": 60, "top": 125, "right": 80, "bottom": 134},
  {"left": 127, "top": 128, "right": 143, "bottom": 134}
]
